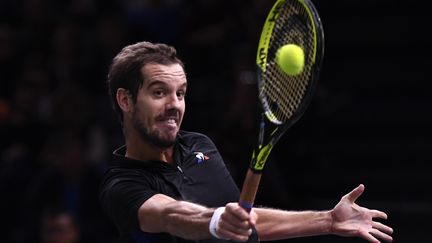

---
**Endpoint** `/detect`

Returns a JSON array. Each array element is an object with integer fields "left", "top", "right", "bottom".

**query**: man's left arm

[{"left": 253, "top": 184, "right": 393, "bottom": 243}]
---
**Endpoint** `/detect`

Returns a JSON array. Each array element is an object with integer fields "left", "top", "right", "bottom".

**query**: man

[{"left": 100, "top": 41, "right": 393, "bottom": 243}]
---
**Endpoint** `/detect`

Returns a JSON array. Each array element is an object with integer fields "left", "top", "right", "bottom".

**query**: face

[{"left": 131, "top": 63, "right": 187, "bottom": 148}]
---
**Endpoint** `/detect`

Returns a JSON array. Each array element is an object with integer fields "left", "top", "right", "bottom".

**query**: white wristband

[{"left": 209, "top": 207, "right": 229, "bottom": 239}]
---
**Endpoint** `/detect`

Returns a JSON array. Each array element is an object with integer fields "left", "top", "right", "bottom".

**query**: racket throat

[{"left": 250, "top": 143, "right": 274, "bottom": 172}]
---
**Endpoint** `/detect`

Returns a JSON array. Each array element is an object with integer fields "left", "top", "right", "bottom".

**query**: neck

[{"left": 124, "top": 131, "right": 175, "bottom": 164}]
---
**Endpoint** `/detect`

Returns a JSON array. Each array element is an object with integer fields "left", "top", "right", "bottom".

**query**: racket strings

[{"left": 261, "top": 0, "right": 316, "bottom": 123}]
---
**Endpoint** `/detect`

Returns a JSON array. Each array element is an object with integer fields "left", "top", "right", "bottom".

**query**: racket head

[
  {"left": 240, "top": 0, "right": 325, "bottom": 211},
  {"left": 256, "top": 0, "right": 324, "bottom": 128}
]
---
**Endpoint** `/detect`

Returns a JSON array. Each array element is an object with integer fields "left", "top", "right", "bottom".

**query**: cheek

[
  {"left": 136, "top": 97, "right": 161, "bottom": 115},
  {"left": 133, "top": 102, "right": 153, "bottom": 124},
  {"left": 179, "top": 102, "right": 186, "bottom": 118},
  {"left": 180, "top": 101, "right": 186, "bottom": 112}
]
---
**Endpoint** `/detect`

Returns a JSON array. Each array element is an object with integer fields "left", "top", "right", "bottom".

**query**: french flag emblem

[{"left": 194, "top": 152, "right": 209, "bottom": 163}]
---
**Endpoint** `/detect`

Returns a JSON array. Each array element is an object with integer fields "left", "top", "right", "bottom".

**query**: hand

[
  {"left": 330, "top": 184, "right": 393, "bottom": 243},
  {"left": 215, "top": 203, "right": 257, "bottom": 242}
]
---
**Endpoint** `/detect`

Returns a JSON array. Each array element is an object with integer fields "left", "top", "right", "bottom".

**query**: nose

[{"left": 165, "top": 93, "right": 182, "bottom": 110}]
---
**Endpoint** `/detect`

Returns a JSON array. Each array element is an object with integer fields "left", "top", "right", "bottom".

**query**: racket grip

[{"left": 239, "top": 169, "right": 262, "bottom": 212}]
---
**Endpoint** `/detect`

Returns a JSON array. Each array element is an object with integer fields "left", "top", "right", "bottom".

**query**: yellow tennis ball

[{"left": 276, "top": 44, "right": 305, "bottom": 76}]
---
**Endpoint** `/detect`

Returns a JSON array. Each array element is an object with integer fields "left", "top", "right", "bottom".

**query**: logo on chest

[{"left": 194, "top": 152, "right": 210, "bottom": 164}]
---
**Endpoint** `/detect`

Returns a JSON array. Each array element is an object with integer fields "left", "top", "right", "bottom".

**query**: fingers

[
  {"left": 360, "top": 221, "right": 393, "bottom": 243},
  {"left": 370, "top": 209, "right": 388, "bottom": 220},
  {"left": 217, "top": 221, "right": 252, "bottom": 242},
  {"left": 224, "top": 203, "right": 251, "bottom": 222},
  {"left": 372, "top": 221, "right": 393, "bottom": 235},
  {"left": 220, "top": 209, "right": 252, "bottom": 233},
  {"left": 343, "top": 184, "right": 365, "bottom": 203},
  {"left": 370, "top": 228, "right": 393, "bottom": 242},
  {"left": 359, "top": 230, "right": 380, "bottom": 243},
  {"left": 249, "top": 209, "right": 258, "bottom": 226},
  {"left": 367, "top": 208, "right": 393, "bottom": 242},
  {"left": 216, "top": 203, "right": 255, "bottom": 242}
]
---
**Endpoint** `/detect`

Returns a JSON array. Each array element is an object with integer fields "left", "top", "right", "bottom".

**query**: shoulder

[
  {"left": 99, "top": 162, "right": 162, "bottom": 218},
  {"left": 100, "top": 154, "right": 161, "bottom": 199},
  {"left": 178, "top": 130, "right": 213, "bottom": 142},
  {"left": 178, "top": 130, "right": 217, "bottom": 148},
  {"left": 99, "top": 166, "right": 154, "bottom": 203}
]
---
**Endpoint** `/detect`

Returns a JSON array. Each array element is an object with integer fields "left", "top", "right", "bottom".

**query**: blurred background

[{"left": 0, "top": 0, "right": 430, "bottom": 242}]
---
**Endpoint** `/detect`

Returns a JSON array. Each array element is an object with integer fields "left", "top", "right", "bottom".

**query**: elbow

[{"left": 137, "top": 205, "right": 166, "bottom": 233}]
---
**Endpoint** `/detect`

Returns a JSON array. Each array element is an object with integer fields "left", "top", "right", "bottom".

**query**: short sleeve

[{"left": 100, "top": 168, "right": 158, "bottom": 234}]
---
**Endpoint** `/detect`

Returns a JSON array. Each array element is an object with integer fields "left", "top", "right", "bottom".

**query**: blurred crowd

[{"left": 0, "top": 0, "right": 277, "bottom": 242}]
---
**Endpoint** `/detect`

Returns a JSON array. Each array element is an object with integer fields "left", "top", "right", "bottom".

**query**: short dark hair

[{"left": 107, "top": 41, "right": 184, "bottom": 122}]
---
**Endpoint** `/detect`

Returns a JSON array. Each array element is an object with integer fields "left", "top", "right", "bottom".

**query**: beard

[{"left": 132, "top": 109, "right": 179, "bottom": 149}]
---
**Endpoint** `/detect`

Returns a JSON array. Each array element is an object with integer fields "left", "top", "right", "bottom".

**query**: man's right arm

[{"left": 138, "top": 194, "right": 256, "bottom": 242}]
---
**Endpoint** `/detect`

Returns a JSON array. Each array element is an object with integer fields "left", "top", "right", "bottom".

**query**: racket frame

[{"left": 239, "top": 0, "right": 324, "bottom": 211}]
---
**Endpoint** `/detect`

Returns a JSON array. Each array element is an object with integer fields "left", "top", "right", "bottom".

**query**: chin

[{"left": 153, "top": 130, "right": 179, "bottom": 148}]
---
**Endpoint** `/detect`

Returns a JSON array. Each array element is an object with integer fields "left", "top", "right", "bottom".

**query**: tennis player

[{"left": 99, "top": 41, "right": 393, "bottom": 243}]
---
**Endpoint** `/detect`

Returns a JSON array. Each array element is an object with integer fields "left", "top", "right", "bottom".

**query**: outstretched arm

[
  {"left": 138, "top": 194, "right": 257, "bottom": 242},
  {"left": 254, "top": 184, "right": 393, "bottom": 242}
]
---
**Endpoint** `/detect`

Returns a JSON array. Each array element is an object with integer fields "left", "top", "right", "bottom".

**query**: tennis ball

[{"left": 276, "top": 44, "right": 305, "bottom": 76}]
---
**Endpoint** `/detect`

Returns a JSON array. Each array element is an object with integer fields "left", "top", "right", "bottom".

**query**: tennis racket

[{"left": 239, "top": 0, "right": 325, "bottom": 212}]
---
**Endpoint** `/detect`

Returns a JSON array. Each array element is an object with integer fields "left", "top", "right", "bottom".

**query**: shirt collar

[{"left": 110, "top": 131, "right": 190, "bottom": 168}]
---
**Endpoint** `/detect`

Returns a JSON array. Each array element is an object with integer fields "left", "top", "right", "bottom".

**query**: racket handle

[{"left": 239, "top": 169, "right": 262, "bottom": 212}]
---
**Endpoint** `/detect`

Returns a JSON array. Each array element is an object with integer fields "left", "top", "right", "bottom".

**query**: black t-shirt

[{"left": 100, "top": 131, "right": 258, "bottom": 243}]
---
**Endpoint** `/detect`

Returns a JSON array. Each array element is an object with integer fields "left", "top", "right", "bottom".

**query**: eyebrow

[{"left": 146, "top": 80, "right": 188, "bottom": 89}]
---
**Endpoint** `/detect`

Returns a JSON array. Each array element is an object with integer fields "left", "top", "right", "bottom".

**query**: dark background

[{"left": 0, "top": 0, "right": 430, "bottom": 242}]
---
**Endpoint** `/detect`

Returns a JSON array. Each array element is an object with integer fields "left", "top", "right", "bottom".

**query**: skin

[
  {"left": 117, "top": 63, "right": 187, "bottom": 163},
  {"left": 254, "top": 185, "right": 393, "bottom": 243},
  {"left": 116, "top": 63, "right": 393, "bottom": 242},
  {"left": 117, "top": 62, "right": 256, "bottom": 241}
]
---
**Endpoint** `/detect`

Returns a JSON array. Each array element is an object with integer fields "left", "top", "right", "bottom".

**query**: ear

[{"left": 116, "top": 88, "right": 133, "bottom": 113}]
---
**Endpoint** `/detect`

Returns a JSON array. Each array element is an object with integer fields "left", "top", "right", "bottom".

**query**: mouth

[
  {"left": 164, "top": 117, "right": 178, "bottom": 125},
  {"left": 157, "top": 114, "right": 179, "bottom": 129}
]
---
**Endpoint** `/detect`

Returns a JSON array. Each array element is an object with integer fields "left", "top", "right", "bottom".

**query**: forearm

[
  {"left": 254, "top": 208, "right": 332, "bottom": 241},
  {"left": 138, "top": 194, "right": 214, "bottom": 240},
  {"left": 161, "top": 200, "right": 214, "bottom": 239}
]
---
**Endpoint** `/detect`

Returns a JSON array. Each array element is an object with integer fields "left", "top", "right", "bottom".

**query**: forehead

[{"left": 141, "top": 63, "right": 186, "bottom": 85}]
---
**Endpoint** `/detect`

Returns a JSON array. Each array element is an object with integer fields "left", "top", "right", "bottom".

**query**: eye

[
  {"left": 153, "top": 89, "right": 165, "bottom": 98},
  {"left": 177, "top": 90, "right": 186, "bottom": 100}
]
